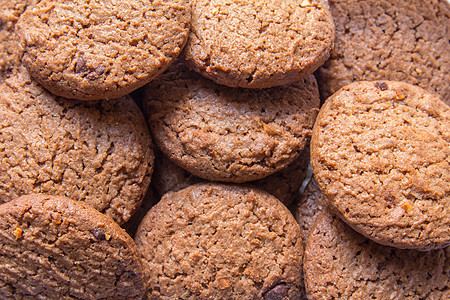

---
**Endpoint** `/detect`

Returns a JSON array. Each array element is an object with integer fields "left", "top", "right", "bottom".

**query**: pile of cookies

[{"left": 0, "top": 0, "right": 448, "bottom": 299}]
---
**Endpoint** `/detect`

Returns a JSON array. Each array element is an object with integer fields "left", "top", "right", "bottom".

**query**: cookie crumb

[
  {"left": 90, "top": 229, "right": 106, "bottom": 240},
  {"left": 13, "top": 227, "right": 22, "bottom": 239}
]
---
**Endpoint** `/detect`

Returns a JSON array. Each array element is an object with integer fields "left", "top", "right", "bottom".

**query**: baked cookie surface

[
  {"left": 152, "top": 144, "right": 310, "bottom": 206},
  {"left": 145, "top": 62, "right": 319, "bottom": 183},
  {"left": 182, "top": 0, "right": 334, "bottom": 88},
  {"left": 0, "top": 68, "right": 154, "bottom": 224},
  {"left": 0, "top": 194, "right": 148, "bottom": 299},
  {"left": 135, "top": 183, "right": 304, "bottom": 299},
  {"left": 16, "top": 0, "right": 190, "bottom": 100},
  {"left": 311, "top": 81, "right": 450, "bottom": 250},
  {"left": 303, "top": 212, "right": 450, "bottom": 299},
  {"left": 0, "top": 0, "right": 36, "bottom": 84},
  {"left": 316, "top": 0, "right": 450, "bottom": 105}
]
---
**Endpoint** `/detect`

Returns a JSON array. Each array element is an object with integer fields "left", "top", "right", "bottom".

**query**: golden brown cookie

[
  {"left": 135, "top": 183, "right": 304, "bottom": 299},
  {"left": 0, "top": 194, "right": 148, "bottom": 299},
  {"left": 311, "top": 81, "right": 450, "bottom": 250},
  {"left": 0, "top": 68, "right": 154, "bottom": 224},
  {"left": 16, "top": 0, "right": 190, "bottom": 100},
  {"left": 304, "top": 212, "right": 450, "bottom": 299},
  {"left": 316, "top": 0, "right": 450, "bottom": 105},
  {"left": 182, "top": 0, "right": 335, "bottom": 88},
  {"left": 145, "top": 61, "right": 319, "bottom": 183}
]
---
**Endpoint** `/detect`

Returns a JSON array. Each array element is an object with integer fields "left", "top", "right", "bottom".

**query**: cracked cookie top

[
  {"left": 0, "top": 193, "right": 149, "bottom": 299},
  {"left": 303, "top": 212, "right": 450, "bottom": 299},
  {"left": 182, "top": 0, "right": 334, "bottom": 89},
  {"left": 310, "top": 80, "right": 450, "bottom": 250},
  {"left": 0, "top": 68, "right": 154, "bottom": 225},
  {"left": 134, "top": 183, "right": 304, "bottom": 299},
  {"left": 145, "top": 61, "right": 319, "bottom": 183},
  {"left": 316, "top": 0, "right": 450, "bottom": 105},
  {"left": 15, "top": 0, "right": 190, "bottom": 100}
]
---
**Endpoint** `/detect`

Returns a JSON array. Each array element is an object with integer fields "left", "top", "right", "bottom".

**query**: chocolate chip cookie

[
  {"left": 316, "top": 0, "right": 450, "bottom": 105},
  {"left": 135, "top": 183, "right": 304, "bottom": 299},
  {"left": 145, "top": 61, "right": 319, "bottom": 183},
  {"left": 182, "top": 0, "right": 334, "bottom": 88},
  {"left": 0, "top": 193, "right": 149, "bottom": 299},
  {"left": 304, "top": 212, "right": 450, "bottom": 299},
  {"left": 0, "top": 68, "right": 154, "bottom": 224},
  {"left": 16, "top": 0, "right": 190, "bottom": 100},
  {"left": 311, "top": 80, "right": 450, "bottom": 250}
]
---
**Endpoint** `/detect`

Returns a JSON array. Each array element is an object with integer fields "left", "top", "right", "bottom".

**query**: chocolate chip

[
  {"left": 90, "top": 229, "right": 106, "bottom": 240},
  {"left": 375, "top": 81, "right": 388, "bottom": 91},
  {"left": 86, "top": 66, "right": 106, "bottom": 80},
  {"left": 263, "top": 283, "right": 289, "bottom": 300},
  {"left": 75, "top": 56, "right": 88, "bottom": 73}
]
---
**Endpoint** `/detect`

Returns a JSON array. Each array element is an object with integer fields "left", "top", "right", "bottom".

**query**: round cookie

[
  {"left": 316, "top": 0, "right": 450, "bottom": 105},
  {"left": 310, "top": 80, "right": 450, "bottom": 250},
  {"left": 134, "top": 183, "right": 304, "bottom": 299},
  {"left": 15, "top": 0, "right": 190, "bottom": 100},
  {"left": 0, "top": 193, "right": 148, "bottom": 299},
  {"left": 182, "top": 0, "right": 335, "bottom": 89},
  {"left": 145, "top": 61, "right": 319, "bottom": 183},
  {"left": 303, "top": 212, "right": 450, "bottom": 299},
  {"left": 0, "top": 0, "right": 37, "bottom": 84},
  {"left": 0, "top": 68, "right": 154, "bottom": 224}
]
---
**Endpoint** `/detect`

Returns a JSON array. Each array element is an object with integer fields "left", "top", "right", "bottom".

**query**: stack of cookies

[{"left": 0, "top": 0, "right": 448, "bottom": 299}]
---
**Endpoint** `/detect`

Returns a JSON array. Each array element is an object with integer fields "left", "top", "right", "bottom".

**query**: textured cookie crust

[
  {"left": 294, "top": 177, "right": 327, "bottom": 245},
  {"left": 0, "top": 0, "right": 36, "bottom": 84},
  {"left": 152, "top": 144, "right": 309, "bottom": 206},
  {"left": 135, "top": 183, "right": 304, "bottom": 300},
  {"left": 182, "top": 0, "right": 334, "bottom": 88},
  {"left": 145, "top": 62, "right": 319, "bottom": 183},
  {"left": 16, "top": 0, "right": 190, "bottom": 100},
  {"left": 0, "top": 194, "right": 148, "bottom": 299},
  {"left": 0, "top": 68, "right": 154, "bottom": 224},
  {"left": 311, "top": 81, "right": 450, "bottom": 250},
  {"left": 316, "top": 0, "right": 450, "bottom": 105},
  {"left": 304, "top": 212, "right": 450, "bottom": 299}
]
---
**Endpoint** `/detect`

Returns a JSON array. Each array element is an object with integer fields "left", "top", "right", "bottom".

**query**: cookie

[
  {"left": 135, "top": 183, "right": 304, "bottom": 299},
  {"left": 152, "top": 144, "right": 309, "bottom": 206},
  {"left": 303, "top": 212, "right": 450, "bottom": 299},
  {"left": 182, "top": 0, "right": 334, "bottom": 88},
  {"left": 316, "top": 0, "right": 450, "bottom": 105},
  {"left": 294, "top": 176, "right": 327, "bottom": 245},
  {"left": 0, "top": 0, "right": 36, "bottom": 84},
  {"left": 15, "top": 0, "right": 190, "bottom": 100},
  {"left": 310, "top": 80, "right": 450, "bottom": 250},
  {"left": 0, "top": 68, "right": 154, "bottom": 224},
  {"left": 145, "top": 61, "right": 319, "bottom": 183},
  {"left": 0, "top": 193, "right": 148, "bottom": 299}
]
